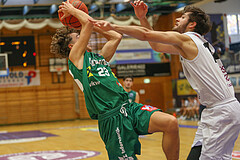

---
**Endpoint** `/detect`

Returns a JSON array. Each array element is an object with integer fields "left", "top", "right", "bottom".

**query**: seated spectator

[
  {"left": 192, "top": 97, "right": 200, "bottom": 120},
  {"left": 179, "top": 96, "right": 199, "bottom": 121},
  {"left": 178, "top": 98, "right": 188, "bottom": 120},
  {"left": 186, "top": 97, "right": 195, "bottom": 120}
]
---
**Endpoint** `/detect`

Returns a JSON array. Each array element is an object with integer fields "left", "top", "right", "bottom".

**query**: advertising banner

[
  {"left": 177, "top": 79, "right": 197, "bottom": 96},
  {"left": 0, "top": 70, "right": 40, "bottom": 88}
]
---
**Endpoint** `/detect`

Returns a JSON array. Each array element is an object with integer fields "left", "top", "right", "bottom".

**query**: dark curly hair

[
  {"left": 50, "top": 26, "right": 79, "bottom": 58},
  {"left": 183, "top": 6, "right": 212, "bottom": 35}
]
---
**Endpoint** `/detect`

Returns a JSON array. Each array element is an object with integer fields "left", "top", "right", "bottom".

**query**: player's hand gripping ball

[{"left": 58, "top": 0, "right": 88, "bottom": 29}]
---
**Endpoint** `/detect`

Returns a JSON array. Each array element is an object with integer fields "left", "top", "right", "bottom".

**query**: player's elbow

[
  {"left": 110, "top": 31, "right": 122, "bottom": 41},
  {"left": 114, "top": 34, "right": 123, "bottom": 45},
  {"left": 115, "top": 33, "right": 123, "bottom": 41}
]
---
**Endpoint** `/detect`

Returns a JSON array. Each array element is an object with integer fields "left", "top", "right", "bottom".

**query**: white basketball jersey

[{"left": 180, "top": 32, "right": 235, "bottom": 107}]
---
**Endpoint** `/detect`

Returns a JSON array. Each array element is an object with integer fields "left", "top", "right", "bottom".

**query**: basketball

[{"left": 58, "top": 0, "right": 88, "bottom": 28}]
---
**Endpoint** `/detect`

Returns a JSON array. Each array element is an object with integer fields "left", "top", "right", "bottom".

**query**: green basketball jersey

[
  {"left": 128, "top": 90, "right": 136, "bottom": 103},
  {"left": 68, "top": 51, "right": 128, "bottom": 119}
]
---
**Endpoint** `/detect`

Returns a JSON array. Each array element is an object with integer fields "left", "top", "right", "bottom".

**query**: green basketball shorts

[{"left": 98, "top": 102, "right": 161, "bottom": 160}]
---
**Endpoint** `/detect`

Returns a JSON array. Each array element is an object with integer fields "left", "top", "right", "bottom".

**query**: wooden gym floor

[{"left": 0, "top": 119, "right": 240, "bottom": 160}]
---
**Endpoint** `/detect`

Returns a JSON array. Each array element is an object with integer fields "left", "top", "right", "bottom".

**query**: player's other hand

[{"left": 130, "top": 0, "right": 148, "bottom": 20}]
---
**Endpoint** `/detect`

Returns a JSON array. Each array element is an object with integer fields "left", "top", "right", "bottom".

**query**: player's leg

[
  {"left": 98, "top": 107, "right": 140, "bottom": 160},
  {"left": 186, "top": 121, "right": 203, "bottom": 159},
  {"left": 194, "top": 106, "right": 200, "bottom": 119},
  {"left": 182, "top": 107, "right": 187, "bottom": 117},
  {"left": 148, "top": 111, "right": 179, "bottom": 160},
  {"left": 187, "top": 145, "right": 202, "bottom": 160},
  {"left": 200, "top": 101, "right": 240, "bottom": 159}
]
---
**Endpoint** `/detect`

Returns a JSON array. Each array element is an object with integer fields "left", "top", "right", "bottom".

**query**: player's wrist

[
  {"left": 139, "top": 16, "right": 147, "bottom": 21},
  {"left": 111, "top": 24, "right": 118, "bottom": 30}
]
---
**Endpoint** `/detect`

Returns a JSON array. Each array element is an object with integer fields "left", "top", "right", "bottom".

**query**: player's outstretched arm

[{"left": 90, "top": 19, "right": 182, "bottom": 55}]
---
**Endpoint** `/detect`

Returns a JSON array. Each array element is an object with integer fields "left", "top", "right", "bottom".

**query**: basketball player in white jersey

[{"left": 89, "top": 0, "right": 240, "bottom": 159}]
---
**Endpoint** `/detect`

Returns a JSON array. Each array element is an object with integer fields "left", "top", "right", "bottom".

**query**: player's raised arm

[
  {"left": 93, "top": 27, "right": 122, "bottom": 62},
  {"left": 58, "top": 0, "right": 93, "bottom": 69}
]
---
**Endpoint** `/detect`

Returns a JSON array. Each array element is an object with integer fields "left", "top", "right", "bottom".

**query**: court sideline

[{"left": 0, "top": 119, "right": 240, "bottom": 160}]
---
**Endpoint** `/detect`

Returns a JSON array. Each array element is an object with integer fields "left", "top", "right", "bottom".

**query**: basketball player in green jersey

[
  {"left": 123, "top": 75, "right": 140, "bottom": 103},
  {"left": 50, "top": 1, "right": 179, "bottom": 159}
]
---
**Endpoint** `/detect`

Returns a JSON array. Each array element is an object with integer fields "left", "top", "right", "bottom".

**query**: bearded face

[{"left": 172, "top": 12, "right": 191, "bottom": 33}]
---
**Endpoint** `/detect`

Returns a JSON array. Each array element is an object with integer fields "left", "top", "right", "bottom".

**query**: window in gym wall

[
  {"left": 238, "top": 15, "right": 240, "bottom": 33},
  {"left": 227, "top": 14, "right": 240, "bottom": 35}
]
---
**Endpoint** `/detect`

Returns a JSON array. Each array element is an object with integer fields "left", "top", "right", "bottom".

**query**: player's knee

[{"left": 166, "top": 116, "right": 179, "bottom": 133}]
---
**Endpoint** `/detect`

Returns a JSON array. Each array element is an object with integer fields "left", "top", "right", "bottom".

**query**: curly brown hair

[
  {"left": 50, "top": 26, "right": 79, "bottom": 58},
  {"left": 183, "top": 6, "right": 212, "bottom": 35}
]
